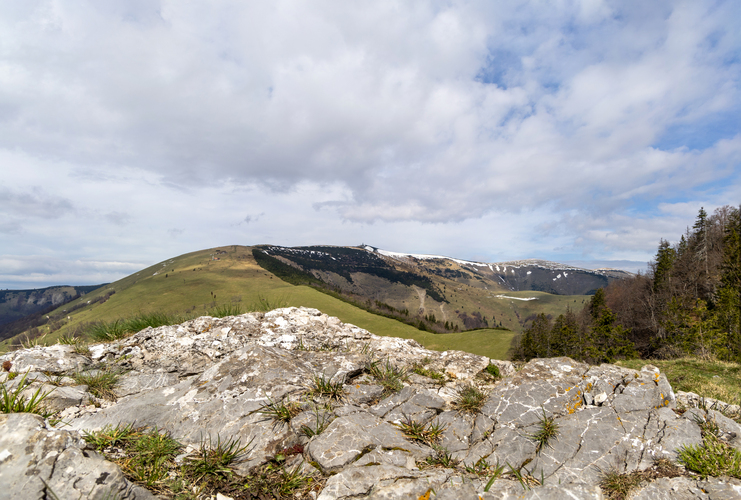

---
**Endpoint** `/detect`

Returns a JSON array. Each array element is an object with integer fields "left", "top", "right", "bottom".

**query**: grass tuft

[
  {"left": 252, "top": 398, "right": 302, "bottom": 422},
  {"left": 57, "top": 333, "right": 80, "bottom": 345},
  {"left": 73, "top": 369, "right": 121, "bottom": 400},
  {"left": 208, "top": 303, "right": 243, "bottom": 318},
  {"left": 301, "top": 409, "right": 333, "bottom": 437},
  {"left": 87, "top": 312, "right": 179, "bottom": 342},
  {"left": 83, "top": 423, "right": 138, "bottom": 450},
  {"left": 309, "top": 373, "right": 345, "bottom": 400},
  {"left": 527, "top": 407, "right": 559, "bottom": 453},
  {"left": 183, "top": 434, "right": 250, "bottom": 483},
  {"left": 453, "top": 384, "right": 488, "bottom": 414},
  {"left": 599, "top": 469, "right": 643, "bottom": 500},
  {"left": 0, "top": 370, "right": 53, "bottom": 417},
  {"left": 243, "top": 460, "right": 317, "bottom": 499},
  {"left": 247, "top": 294, "right": 288, "bottom": 312},
  {"left": 367, "top": 357, "right": 408, "bottom": 395},
  {"left": 395, "top": 415, "right": 446, "bottom": 445},
  {"left": 424, "top": 445, "right": 459, "bottom": 468},
  {"left": 678, "top": 414, "right": 741, "bottom": 478}
]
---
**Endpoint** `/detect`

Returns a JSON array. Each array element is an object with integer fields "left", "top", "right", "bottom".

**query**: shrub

[{"left": 485, "top": 363, "right": 500, "bottom": 378}]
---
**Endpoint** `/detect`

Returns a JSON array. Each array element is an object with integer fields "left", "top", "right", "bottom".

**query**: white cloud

[{"left": 0, "top": 1, "right": 738, "bottom": 287}]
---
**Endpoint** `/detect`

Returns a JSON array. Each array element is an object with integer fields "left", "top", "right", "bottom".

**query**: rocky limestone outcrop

[{"left": 1, "top": 306, "right": 741, "bottom": 499}]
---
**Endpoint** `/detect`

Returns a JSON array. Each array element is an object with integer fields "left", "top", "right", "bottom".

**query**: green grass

[
  {"left": 252, "top": 398, "right": 302, "bottom": 422},
  {"left": 527, "top": 408, "right": 559, "bottom": 453},
  {"left": 83, "top": 423, "right": 138, "bottom": 450},
  {"left": 83, "top": 424, "right": 254, "bottom": 498},
  {"left": 485, "top": 363, "right": 500, "bottom": 378},
  {"left": 183, "top": 435, "right": 250, "bottom": 483},
  {"left": 309, "top": 374, "right": 345, "bottom": 400},
  {"left": 616, "top": 358, "right": 741, "bottom": 405},
  {"left": 425, "top": 445, "right": 459, "bottom": 468},
  {"left": 411, "top": 361, "right": 448, "bottom": 385},
  {"left": 73, "top": 369, "right": 121, "bottom": 400},
  {"left": 367, "top": 357, "right": 408, "bottom": 395},
  {"left": 674, "top": 412, "right": 741, "bottom": 479},
  {"left": 207, "top": 303, "right": 243, "bottom": 318},
  {"left": 599, "top": 469, "right": 643, "bottom": 500},
  {"left": 243, "top": 460, "right": 317, "bottom": 499},
  {"left": 395, "top": 415, "right": 446, "bottom": 445},
  {"left": 1, "top": 370, "right": 53, "bottom": 416},
  {"left": 300, "top": 409, "right": 333, "bottom": 437},
  {"left": 453, "top": 385, "right": 488, "bottom": 414}
]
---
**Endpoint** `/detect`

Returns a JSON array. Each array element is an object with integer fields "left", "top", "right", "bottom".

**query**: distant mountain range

[
  {"left": 252, "top": 244, "right": 630, "bottom": 332},
  {"left": 0, "top": 244, "right": 631, "bottom": 349},
  {"left": 259, "top": 244, "right": 631, "bottom": 298},
  {"left": 0, "top": 285, "right": 104, "bottom": 327}
]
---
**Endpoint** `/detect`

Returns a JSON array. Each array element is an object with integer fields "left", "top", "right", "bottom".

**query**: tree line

[{"left": 512, "top": 205, "right": 741, "bottom": 363}]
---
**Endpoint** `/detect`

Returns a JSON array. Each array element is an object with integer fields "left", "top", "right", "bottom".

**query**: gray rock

[
  {"left": 25, "top": 383, "right": 90, "bottom": 412},
  {"left": 0, "top": 413, "right": 153, "bottom": 500},
  {"left": 114, "top": 371, "right": 179, "bottom": 397},
  {"left": 306, "top": 411, "right": 415, "bottom": 471},
  {"left": 319, "top": 465, "right": 450, "bottom": 500},
  {"left": 1, "top": 307, "right": 730, "bottom": 499},
  {"left": 345, "top": 383, "right": 384, "bottom": 405},
  {"left": 0, "top": 344, "right": 91, "bottom": 374}
]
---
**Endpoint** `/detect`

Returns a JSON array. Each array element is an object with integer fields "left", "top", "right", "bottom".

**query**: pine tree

[
  {"left": 652, "top": 239, "right": 675, "bottom": 294},
  {"left": 693, "top": 207, "right": 710, "bottom": 289},
  {"left": 551, "top": 308, "right": 580, "bottom": 358},
  {"left": 586, "top": 288, "right": 638, "bottom": 363},
  {"left": 714, "top": 207, "right": 741, "bottom": 359}
]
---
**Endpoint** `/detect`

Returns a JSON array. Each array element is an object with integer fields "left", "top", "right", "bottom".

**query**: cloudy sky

[{"left": 1, "top": 1, "right": 740, "bottom": 289}]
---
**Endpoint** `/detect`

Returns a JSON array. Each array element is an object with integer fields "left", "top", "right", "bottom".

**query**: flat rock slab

[{"left": 306, "top": 412, "right": 418, "bottom": 471}]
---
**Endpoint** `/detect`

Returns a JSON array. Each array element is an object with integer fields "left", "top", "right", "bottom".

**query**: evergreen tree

[
  {"left": 586, "top": 288, "right": 638, "bottom": 363},
  {"left": 652, "top": 239, "right": 675, "bottom": 294},
  {"left": 550, "top": 308, "right": 580, "bottom": 358},
  {"left": 714, "top": 207, "right": 741, "bottom": 359},
  {"left": 512, "top": 313, "right": 552, "bottom": 360},
  {"left": 693, "top": 207, "right": 710, "bottom": 291}
]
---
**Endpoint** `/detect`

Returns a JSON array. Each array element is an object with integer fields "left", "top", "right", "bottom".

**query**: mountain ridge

[{"left": 1, "top": 244, "right": 624, "bottom": 352}]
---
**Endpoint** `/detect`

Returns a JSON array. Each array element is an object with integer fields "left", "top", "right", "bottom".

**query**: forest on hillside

[{"left": 512, "top": 205, "right": 741, "bottom": 363}]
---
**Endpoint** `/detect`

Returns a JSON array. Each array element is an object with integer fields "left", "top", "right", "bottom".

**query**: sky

[{"left": 1, "top": 0, "right": 740, "bottom": 289}]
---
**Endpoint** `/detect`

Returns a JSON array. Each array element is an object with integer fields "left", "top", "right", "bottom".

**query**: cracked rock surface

[{"left": 1, "top": 306, "right": 740, "bottom": 499}]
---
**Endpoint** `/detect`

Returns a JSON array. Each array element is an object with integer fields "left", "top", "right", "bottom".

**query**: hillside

[
  {"left": 254, "top": 244, "right": 616, "bottom": 332},
  {"left": 0, "top": 245, "right": 617, "bottom": 358}
]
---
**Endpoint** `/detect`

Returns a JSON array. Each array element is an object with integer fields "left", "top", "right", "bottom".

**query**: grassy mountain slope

[
  {"left": 256, "top": 245, "right": 589, "bottom": 333},
  {"left": 0, "top": 246, "right": 517, "bottom": 359}
]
